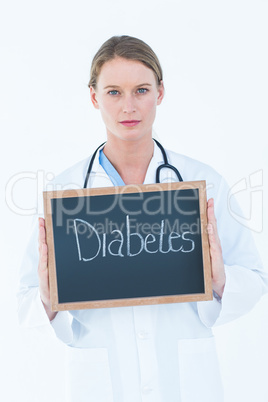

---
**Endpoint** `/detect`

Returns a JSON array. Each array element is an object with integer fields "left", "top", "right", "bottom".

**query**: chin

[
  {"left": 121, "top": 128, "right": 153, "bottom": 141},
  {"left": 123, "top": 133, "right": 152, "bottom": 143},
  {"left": 107, "top": 128, "right": 151, "bottom": 143}
]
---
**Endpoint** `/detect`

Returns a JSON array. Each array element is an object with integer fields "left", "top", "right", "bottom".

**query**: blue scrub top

[{"left": 99, "top": 149, "right": 125, "bottom": 186}]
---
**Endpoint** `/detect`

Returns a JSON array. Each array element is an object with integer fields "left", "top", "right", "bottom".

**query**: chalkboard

[{"left": 43, "top": 181, "right": 212, "bottom": 311}]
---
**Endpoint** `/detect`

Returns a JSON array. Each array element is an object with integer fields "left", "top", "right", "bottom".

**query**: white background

[{"left": 1, "top": 0, "right": 268, "bottom": 401}]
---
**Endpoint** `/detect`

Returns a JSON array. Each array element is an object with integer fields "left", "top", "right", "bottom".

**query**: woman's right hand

[{"left": 38, "top": 217, "right": 57, "bottom": 321}]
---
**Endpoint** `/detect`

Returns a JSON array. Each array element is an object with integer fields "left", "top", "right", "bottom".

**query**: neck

[{"left": 103, "top": 135, "right": 154, "bottom": 185}]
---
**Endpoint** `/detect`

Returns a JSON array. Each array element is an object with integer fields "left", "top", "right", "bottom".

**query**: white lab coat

[{"left": 17, "top": 142, "right": 268, "bottom": 402}]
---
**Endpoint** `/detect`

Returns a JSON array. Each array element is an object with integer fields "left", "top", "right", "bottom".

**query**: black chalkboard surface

[{"left": 43, "top": 181, "right": 212, "bottom": 311}]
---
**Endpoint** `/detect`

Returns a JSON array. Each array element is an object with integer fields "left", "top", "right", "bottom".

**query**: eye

[
  {"left": 108, "top": 90, "right": 119, "bottom": 96},
  {"left": 137, "top": 88, "right": 148, "bottom": 94}
]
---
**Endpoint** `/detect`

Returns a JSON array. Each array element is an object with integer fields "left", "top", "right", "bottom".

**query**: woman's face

[{"left": 90, "top": 57, "right": 164, "bottom": 143}]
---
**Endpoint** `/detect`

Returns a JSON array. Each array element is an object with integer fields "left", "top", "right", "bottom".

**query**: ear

[
  {"left": 90, "top": 86, "right": 100, "bottom": 109},
  {"left": 157, "top": 80, "right": 165, "bottom": 105}
]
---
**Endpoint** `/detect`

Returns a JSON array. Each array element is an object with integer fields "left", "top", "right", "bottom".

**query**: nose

[{"left": 122, "top": 94, "right": 136, "bottom": 113}]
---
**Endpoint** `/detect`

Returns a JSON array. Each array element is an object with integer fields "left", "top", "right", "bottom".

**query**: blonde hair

[{"left": 88, "top": 35, "right": 163, "bottom": 89}]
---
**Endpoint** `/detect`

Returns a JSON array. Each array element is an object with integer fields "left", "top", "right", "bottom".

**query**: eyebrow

[{"left": 103, "top": 83, "right": 153, "bottom": 89}]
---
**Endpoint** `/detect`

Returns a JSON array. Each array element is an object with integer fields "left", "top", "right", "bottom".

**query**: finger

[
  {"left": 38, "top": 218, "right": 46, "bottom": 251},
  {"left": 207, "top": 200, "right": 222, "bottom": 253},
  {"left": 38, "top": 243, "right": 50, "bottom": 306},
  {"left": 207, "top": 198, "right": 221, "bottom": 244},
  {"left": 39, "top": 217, "right": 45, "bottom": 227},
  {"left": 38, "top": 218, "right": 46, "bottom": 239},
  {"left": 39, "top": 243, "right": 48, "bottom": 272},
  {"left": 207, "top": 198, "right": 216, "bottom": 225},
  {"left": 207, "top": 200, "right": 225, "bottom": 295},
  {"left": 207, "top": 222, "right": 216, "bottom": 249},
  {"left": 207, "top": 223, "right": 222, "bottom": 254},
  {"left": 39, "top": 225, "right": 46, "bottom": 244}
]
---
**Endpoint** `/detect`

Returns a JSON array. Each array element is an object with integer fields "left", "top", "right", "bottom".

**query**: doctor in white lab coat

[{"left": 17, "top": 35, "right": 268, "bottom": 402}]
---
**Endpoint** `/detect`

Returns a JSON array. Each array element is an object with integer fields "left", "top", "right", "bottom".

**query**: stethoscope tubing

[{"left": 83, "top": 138, "right": 183, "bottom": 189}]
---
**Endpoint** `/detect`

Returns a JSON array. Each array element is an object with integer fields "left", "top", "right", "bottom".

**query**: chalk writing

[{"left": 73, "top": 215, "right": 195, "bottom": 262}]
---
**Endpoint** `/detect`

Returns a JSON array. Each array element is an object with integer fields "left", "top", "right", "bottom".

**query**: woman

[{"left": 18, "top": 35, "right": 267, "bottom": 402}]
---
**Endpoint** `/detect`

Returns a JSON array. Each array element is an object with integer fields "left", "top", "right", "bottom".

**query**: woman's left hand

[{"left": 207, "top": 198, "right": 226, "bottom": 298}]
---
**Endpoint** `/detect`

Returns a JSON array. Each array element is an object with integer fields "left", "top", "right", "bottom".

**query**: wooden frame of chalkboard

[{"left": 43, "top": 181, "right": 212, "bottom": 311}]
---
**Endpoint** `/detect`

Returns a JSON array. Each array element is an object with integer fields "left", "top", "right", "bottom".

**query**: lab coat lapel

[
  {"left": 143, "top": 140, "right": 164, "bottom": 185},
  {"left": 144, "top": 140, "right": 178, "bottom": 184},
  {"left": 86, "top": 144, "right": 114, "bottom": 189}
]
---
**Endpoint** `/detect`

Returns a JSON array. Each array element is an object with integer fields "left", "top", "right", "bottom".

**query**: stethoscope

[{"left": 83, "top": 138, "right": 183, "bottom": 188}]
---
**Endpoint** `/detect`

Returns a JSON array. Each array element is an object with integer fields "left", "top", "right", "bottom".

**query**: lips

[{"left": 119, "top": 120, "right": 141, "bottom": 127}]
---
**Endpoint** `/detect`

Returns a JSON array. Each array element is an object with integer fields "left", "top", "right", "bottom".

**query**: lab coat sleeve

[
  {"left": 197, "top": 176, "right": 268, "bottom": 327},
  {"left": 17, "top": 215, "right": 73, "bottom": 344}
]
